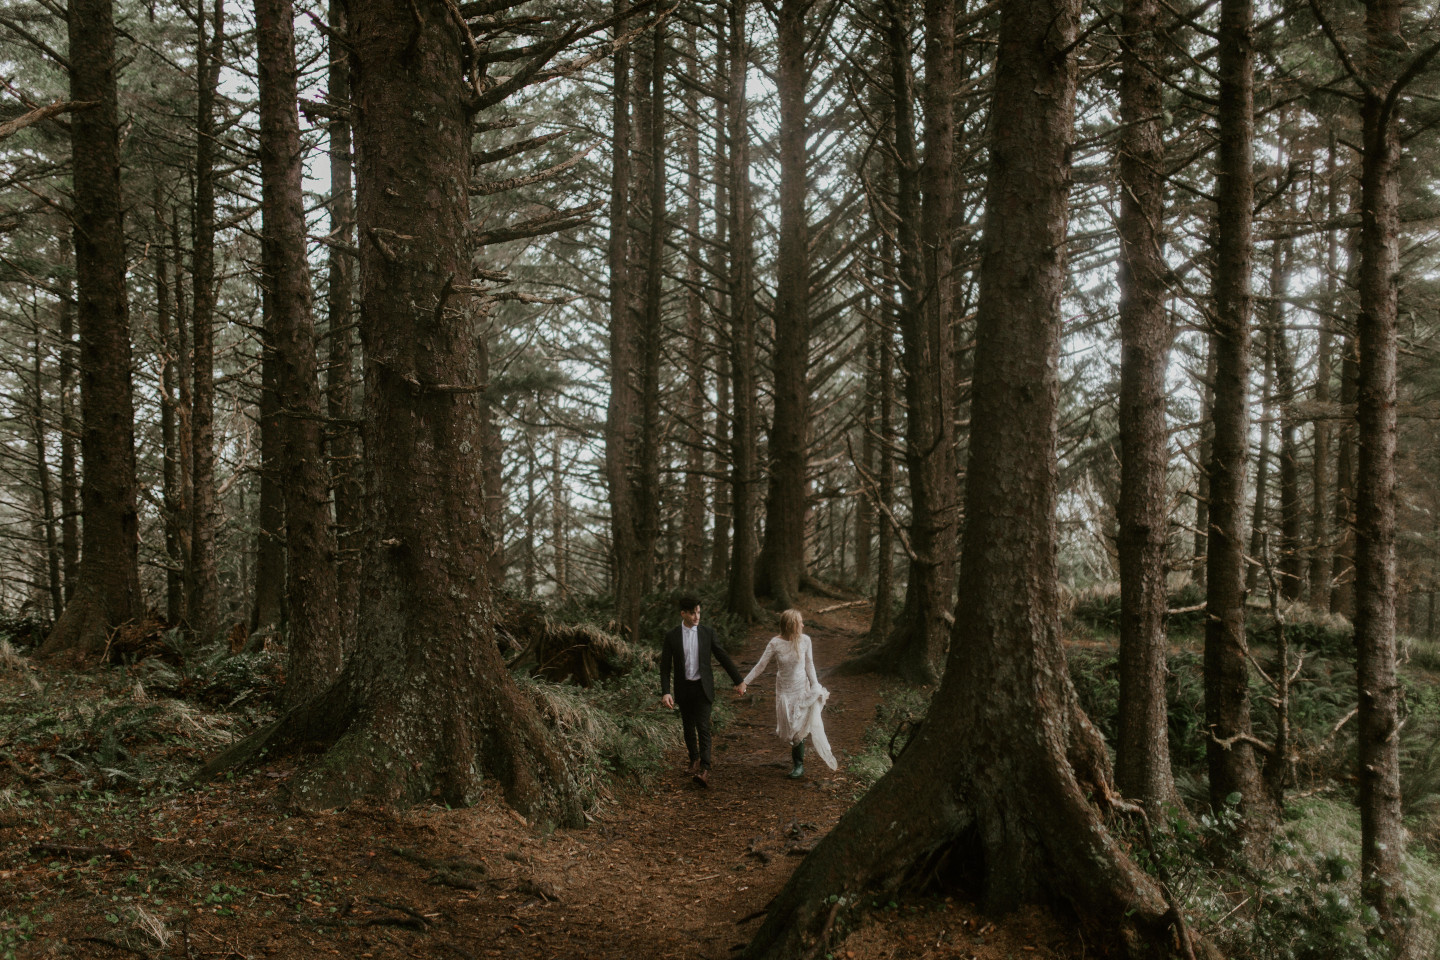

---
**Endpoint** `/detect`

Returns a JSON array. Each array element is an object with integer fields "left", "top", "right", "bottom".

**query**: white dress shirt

[{"left": 682, "top": 623, "right": 700, "bottom": 681}]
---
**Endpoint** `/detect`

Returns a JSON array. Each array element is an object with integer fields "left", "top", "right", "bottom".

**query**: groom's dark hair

[{"left": 677, "top": 593, "right": 701, "bottom": 612}]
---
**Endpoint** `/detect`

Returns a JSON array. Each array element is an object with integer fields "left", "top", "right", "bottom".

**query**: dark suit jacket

[{"left": 660, "top": 623, "right": 743, "bottom": 702}]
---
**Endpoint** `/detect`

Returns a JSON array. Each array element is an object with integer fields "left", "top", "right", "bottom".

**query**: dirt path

[{"left": 1, "top": 599, "right": 1082, "bottom": 959}]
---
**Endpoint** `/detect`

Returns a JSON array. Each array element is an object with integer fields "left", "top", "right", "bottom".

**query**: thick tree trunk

[
  {"left": 755, "top": 0, "right": 811, "bottom": 609},
  {"left": 44, "top": 0, "right": 143, "bottom": 657},
  {"left": 1204, "top": 0, "right": 1270, "bottom": 821},
  {"left": 1114, "top": 0, "right": 1181, "bottom": 818},
  {"left": 604, "top": 1, "right": 652, "bottom": 638},
  {"left": 726, "top": 0, "right": 763, "bottom": 621},
  {"left": 256, "top": 0, "right": 343, "bottom": 707},
  {"left": 205, "top": 0, "right": 582, "bottom": 827},
  {"left": 326, "top": 0, "right": 362, "bottom": 641},
  {"left": 189, "top": 0, "right": 223, "bottom": 642},
  {"left": 1354, "top": 0, "right": 1406, "bottom": 929},
  {"left": 742, "top": 4, "right": 1187, "bottom": 954}
]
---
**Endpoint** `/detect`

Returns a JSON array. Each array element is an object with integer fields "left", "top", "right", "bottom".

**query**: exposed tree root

[{"left": 202, "top": 644, "right": 584, "bottom": 827}]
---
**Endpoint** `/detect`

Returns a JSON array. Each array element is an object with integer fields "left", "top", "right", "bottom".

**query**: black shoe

[
  {"left": 693, "top": 768, "right": 710, "bottom": 788},
  {"left": 788, "top": 741, "right": 805, "bottom": 779}
]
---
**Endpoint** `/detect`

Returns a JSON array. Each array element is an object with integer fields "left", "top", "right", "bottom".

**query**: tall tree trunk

[
  {"left": 855, "top": 328, "right": 876, "bottom": 588},
  {"left": 57, "top": 267, "right": 78, "bottom": 601},
  {"left": 252, "top": 303, "right": 287, "bottom": 634},
  {"left": 755, "top": 0, "right": 811, "bottom": 608},
  {"left": 726, "top": 0, "right": 763, "bottom": 621},
  {"left": 1331, "top": 331, "right": 1358, "bottom": 618},
  {"left": 205, "top": 0, "right": 582, "bottom": 826},
  {"left": 44, "top": 0, "right": 143, "bottom": 657},
  {"left": 171, "top": 208, "right": 195, "bottom": 621},
  {"left": 155, "top": 195, "right": 186, "bottom": 626},
  {"left": 1309, "top": 137, "right": 1339, "bottom": 606},
  {"left": 1246, "top": 333, "right": 1274, "bottom": 595},
  {"left": 741, "top": 2, "right": 1186, "bottom": 952},
  {"left": 1193, "top": 337, "right": 1214, "bottom": 589},
  {"left": 1114, "top": 0, "right": 1180, "bottom": 818},
  {"left": 872, "top": 244, "right": 897, "bottom": 642},
  {"left": 30, "top": 325, "right": 61, "bottom": 622},
  {"left": 326, "top": 0, "right": 362, "bottom": 641},
  {"left": 1205, "top": 0, "right": 1270, "bottom": 819},
  {"left": 552, "top": 432, "right": 567, "bottom": 596},
  {"left": 256, "top": 0, "right": 343, "bottom": 707},
  {"left": 847, "top": 0, "right": 955, "bottom": 682},
  {"left": 1269, "top": 240, "right": 1303, "bottom": 602},
  {"left": 1354, "top": 0, "right": 1406, "bottom": 928},
  {"left": 605, "top": 1, "right": 644, "bottom": 637},
  {"left": 708, "top": 48, "right": 732, "bottom": 585},
  {"left": 189, "top": 0, "right": 223, "bottom": 642},
  {"left": 679, "top": 17, "right": 707, "bottom": 590}
]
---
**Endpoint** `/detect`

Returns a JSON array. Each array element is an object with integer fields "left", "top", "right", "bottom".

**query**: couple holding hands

[{"left": 658, "top": 595, "right": 837, "bottom": 787}]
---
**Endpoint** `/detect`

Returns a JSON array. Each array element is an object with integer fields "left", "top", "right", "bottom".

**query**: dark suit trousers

[{"left": 674, "top": 678, "right": 713, "bottom": 770}]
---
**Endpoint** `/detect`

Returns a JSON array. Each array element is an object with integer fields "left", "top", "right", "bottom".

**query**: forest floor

[{"left": 0, "top": 598, "right": 1085, "bottom": 960}]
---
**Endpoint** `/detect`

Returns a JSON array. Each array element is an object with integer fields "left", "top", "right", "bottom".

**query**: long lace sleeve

[
  {"left": 803, "top": 635, "right": 821, "bottom": 690},
  {"left": 742, "top": 638, "right": 778, "bottom": 686}
]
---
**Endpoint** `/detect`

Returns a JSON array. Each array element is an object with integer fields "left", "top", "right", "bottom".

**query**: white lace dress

[{"left": 741, "top": 634, "right": 837, "bottom": 770}]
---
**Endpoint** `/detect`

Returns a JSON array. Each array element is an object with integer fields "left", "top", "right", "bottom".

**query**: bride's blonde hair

[{"left": 778, "top": 608, "right": 804, "bottom": 643}]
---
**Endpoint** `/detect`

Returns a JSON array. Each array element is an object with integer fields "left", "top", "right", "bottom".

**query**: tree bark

[
  {"left": 57, "top": 266, "right": 78, "bottom": 602},
  {"left": 604, "top": 1, "right": 657, "bottom": 638},
  {"left": 30, "top": 324, "right": 61, "bottom": 623},
  {"left": 1245, "top": 333, "right": 1273, "bottom": 596},
  {"left": 1354, "top": 0, "right": 1406, "bottom": 928},
  {"left": 205, "top": 0, "right": 582, "bottom": 827},
  {"left": 189, "top": 0, "right": 223, "bottom": 642},
  {"left": 1308, "top": 137, "right": 1339, "bottom": 606},
  {"left": 154, "top": 194, "right": 186, "bottom": 627},
  {"left": 845, "top": 0, "right": 955, "bottom": 682},
  {"left": 326, "top": 0, "right": 362, "bottom": 641},
  {"left": 679, "top": 16, "right": 707, "bottom": 591},
  {"left": 1269, "top": 240, "right": 1303, "bottom": 603},
  {"left": 755, "top": 0, "right": 811, "bottom": 609},
  {"left": 742, "top": 3, "right": 1186, "bottom": 953},
  {"left": 44, "top": 0, "right": 143, "bottom": 657},
  {"left": 1114, "top": 0, "right": 1181, "bottom": 818},
  {"left": 256, "top": 0, "right": 343, "bottom": 707},
  {"left": 725, "top": 0, "right": 763, "bottom": 621},
  {"left": 1193, "top": 337, "right": 1214, "bottom": 589},
  {"left": 1204, "top": 0, "right": 1270, "bottom": 821},
  {"left": 252, "top": 303, "right": 287, "bottom": 635}
]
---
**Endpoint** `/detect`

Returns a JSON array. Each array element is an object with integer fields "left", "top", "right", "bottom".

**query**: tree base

[
  {"left": 203, "top": 653, "right": 584, "bottom": 826},
  {"left": 40, "top": 583, "right": 113, "bottom": 661}
]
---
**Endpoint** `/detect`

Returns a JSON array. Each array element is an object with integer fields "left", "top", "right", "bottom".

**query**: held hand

[
  {"left": 660, "top": 693, "right": 675, "bottom": 710},
  {"left": 735, "top": 683, "right": 747, "bottom": 697}
]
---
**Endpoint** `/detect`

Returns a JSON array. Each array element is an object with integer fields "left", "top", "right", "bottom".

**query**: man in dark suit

[{"left": 659, "top": 594, "right": 745, "bottom": 787}]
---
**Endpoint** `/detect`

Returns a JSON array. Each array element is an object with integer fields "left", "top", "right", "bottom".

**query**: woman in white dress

[{"left": 737, "top": 609, "right": 837, "bottom": 778}]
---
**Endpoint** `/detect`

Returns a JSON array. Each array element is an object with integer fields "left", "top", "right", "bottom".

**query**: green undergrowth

[
  {"left": 847, "top": 682, "right": 934, "bottom": 790},
  {"left": 1128, "top": 797, "right": 1440, "bottom": 960}
]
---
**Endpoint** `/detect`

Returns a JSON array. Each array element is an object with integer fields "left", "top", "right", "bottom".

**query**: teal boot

[{"left": 787, "top": 741, "right": 805, "bottom": 779}]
